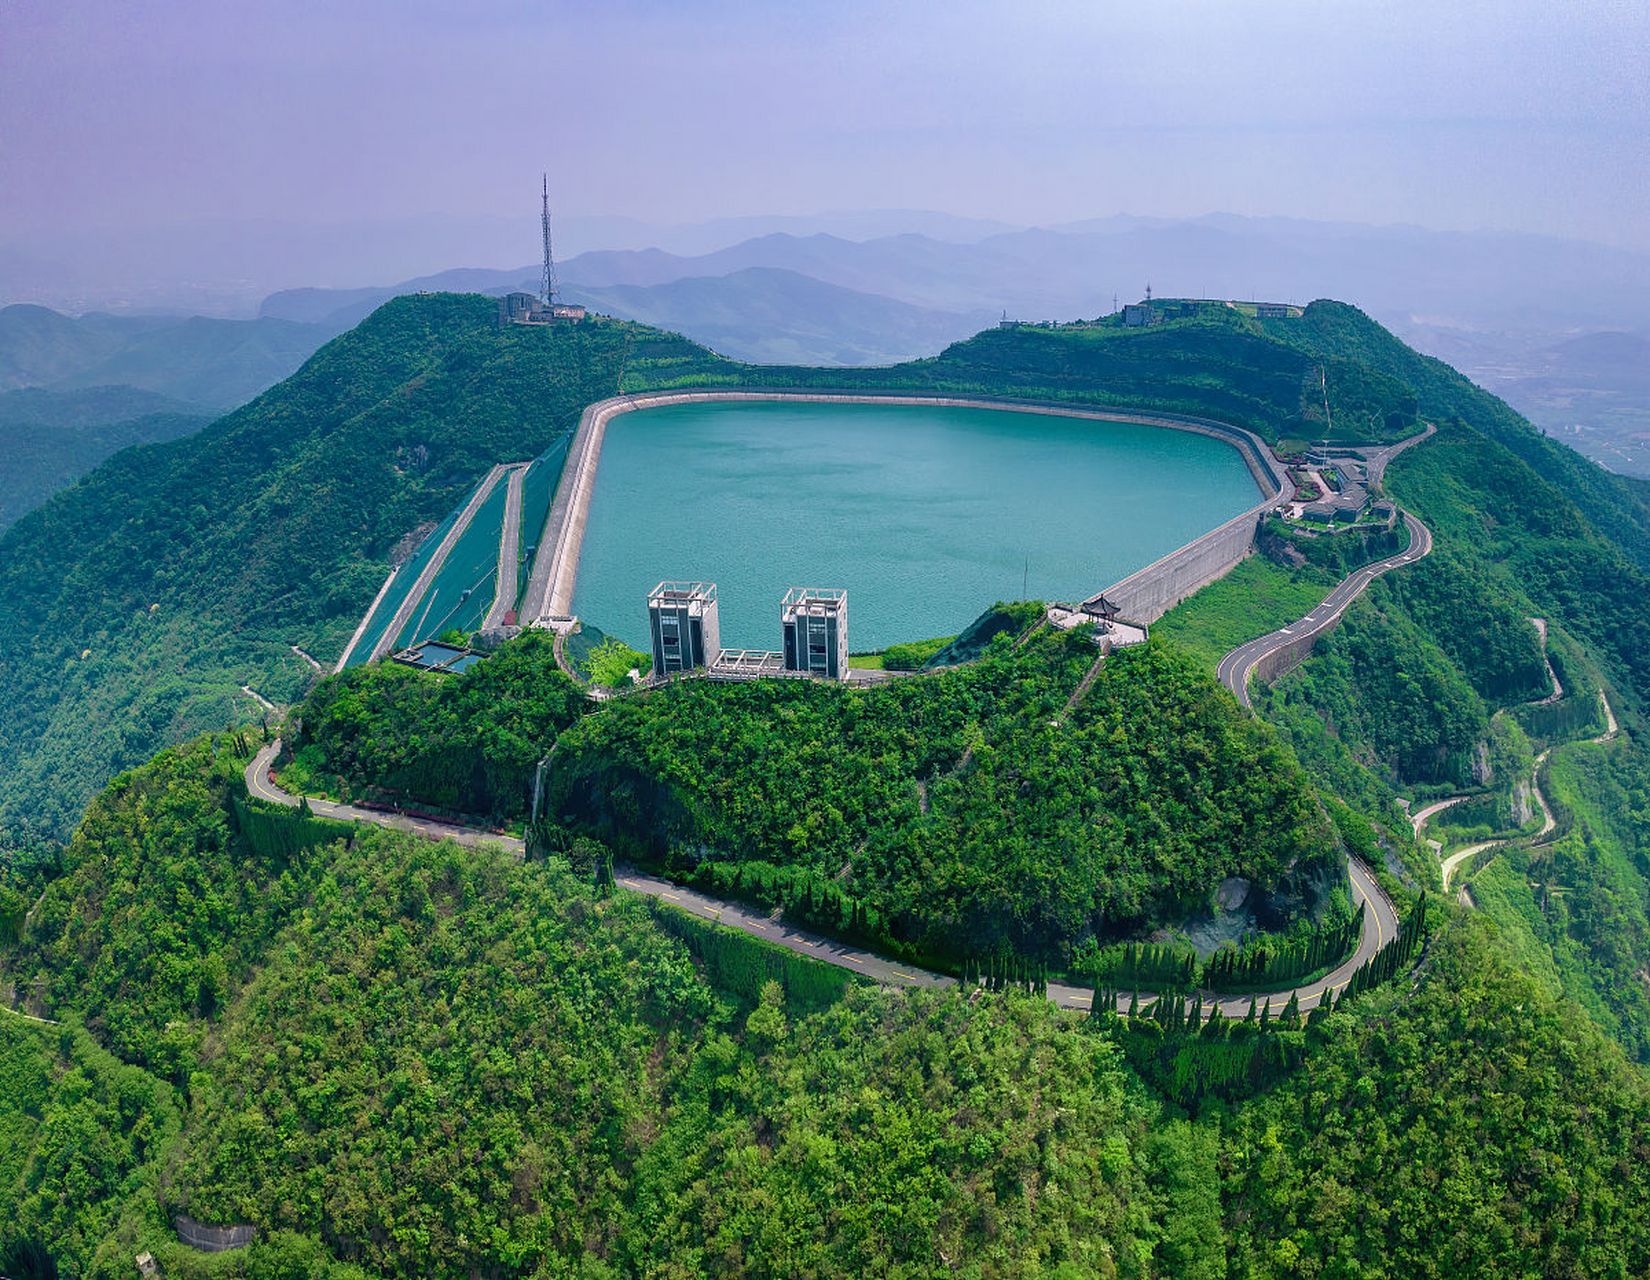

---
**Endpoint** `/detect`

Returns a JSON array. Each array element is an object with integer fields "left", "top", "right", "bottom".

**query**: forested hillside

[
  {"left": 0, "top": 304, "right": 330, "bottom": 410},
  {"left": 1218, "top": 304, "right": 1650, "bottom": 1065},
  {"left": 0, "top": 387, "right": 209, "bottom": 531},
  {"left": 4, "top": 735, "right": 1650, "bottom": 1279},
  {"left": 0, "top": 294, "right": 1428, "bottom": 842},
  {"left": 544, "top": 636, "right": 1335, "bottom": 964},
  {"left": 8, "top": 295, "right": 1650, "bottom": 1276},
  {"left": 287, "top": 628, "right": 1339, "bottom": 967},
  {"left": 0, "top": 298, "right": 722, "bottom": 838}
]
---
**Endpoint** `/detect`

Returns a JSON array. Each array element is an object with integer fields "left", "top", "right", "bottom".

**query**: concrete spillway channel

[
  {"left": 368, "top": 463, "right": 512, "bottom": 661},
  {"left": 482, "top": 464, "right": 530, "bottom": 633}
]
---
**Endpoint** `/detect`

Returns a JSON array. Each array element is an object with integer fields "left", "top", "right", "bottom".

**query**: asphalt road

[
  {"left": 246, "top": 741, "right": 1395, "bottom": 1017},
  {"left": 1410, "top": 794, "right": 1468, "bottom": 839},
  {"left": 1217, "top": 510, "right": 1433, "bottom": 709},
  {"left": 482, "top": 464, "right": 529, "bottom": 633},
  {"left": 1418, "top": 622, "right": 1616, "bottom": 900}
]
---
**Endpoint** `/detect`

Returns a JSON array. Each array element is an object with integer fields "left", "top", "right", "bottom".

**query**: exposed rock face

[
  {"left": 1178, "top": 857, "right": 1341, "bottom": 955},
  {"left": 1217, "top": 877, "right": 1251, "bottom": 911},
  {"left": 1472, "top": 739, "right": 1493, "bottom": 785},
  {"left": 1513, "top": 779, "right": 1534, "bottom": 827}
]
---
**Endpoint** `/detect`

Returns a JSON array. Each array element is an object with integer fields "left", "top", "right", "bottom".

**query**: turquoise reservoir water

[{"left": 572, "top": 402, "right": 1260, "bottom": 652}]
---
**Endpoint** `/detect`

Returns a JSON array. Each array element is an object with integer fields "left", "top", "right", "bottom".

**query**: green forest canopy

[{"left": 4, "top": 736, "right": 1650, "bottom": 1279}]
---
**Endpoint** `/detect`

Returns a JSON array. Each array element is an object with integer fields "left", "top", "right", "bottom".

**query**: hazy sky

[{"left": 2, "top": 0, "right": 1646, "bottom": 250}]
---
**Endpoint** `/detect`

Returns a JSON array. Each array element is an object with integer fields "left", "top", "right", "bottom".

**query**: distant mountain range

[
  {"left": 0, "top": 385, "right": 210, "bottom": 531},
  {"left": 5, "top": 213, "right": 1650, "bottom": 492},
  {"left": 259, "top": 215, "right": 1650, "bottom": 339},
  {"left": 254, "top": 215, "right": 1650, "bottom": 471},
  {"left": 0, "top": 304, "right": 331, "bottom": 410},
  {"left": 0, "top": 305, "right": 337, "bottom": 530}
]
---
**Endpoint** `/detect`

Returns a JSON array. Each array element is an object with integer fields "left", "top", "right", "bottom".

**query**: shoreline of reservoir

[{"left": 521, "top": 391, "right": 1294, "bottom": 643}]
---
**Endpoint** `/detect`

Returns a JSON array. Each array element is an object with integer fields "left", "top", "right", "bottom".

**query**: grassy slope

[{"left": 1150, "top": 554, "right": 1334, "bottom": 673}]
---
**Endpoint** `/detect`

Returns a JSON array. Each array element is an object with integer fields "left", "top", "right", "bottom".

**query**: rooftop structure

[
  {"left": 391, "top": 640, "right": 487, "bottom": 675},
  {"left": 500, "top": 292, "right": 587, "bottom": 326},
  {"left": 706, "top": 648, "right": 791, "bottom": 681},
  {"left": 1082, "top": 592, "right": 1124, "bottom": 622},
  {"left": 648, "top": 580, "right": 720, "bottom": 676},
  {"left": 781, "top": 587, "right": 849, "bottom": 680}
]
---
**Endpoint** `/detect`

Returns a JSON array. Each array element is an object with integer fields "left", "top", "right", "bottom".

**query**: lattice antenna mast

[{"left": 540, "top": 172, "right": 558, "bottom": 307}]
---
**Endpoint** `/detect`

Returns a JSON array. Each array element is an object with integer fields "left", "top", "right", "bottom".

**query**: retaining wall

[
  {"left": 1098, "top": 509, "right": 1267, "bottom": 625},
  {"left": 1249, "top": 621, "right": 1335, "bottom": 688},
  {"left": 521, "top": 390, "right": 1294, "bottom": 628},
  {"left": 174, "top": 1216, "right": 256, "bottom": 1253}
]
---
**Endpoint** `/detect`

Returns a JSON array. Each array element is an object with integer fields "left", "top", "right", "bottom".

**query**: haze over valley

[{"left": 5, "top": 4, "right": 1650, "bottom": 1278}]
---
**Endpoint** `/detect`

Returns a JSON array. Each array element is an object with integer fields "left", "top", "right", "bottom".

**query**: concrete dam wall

[
  {"left": 1098, "top": 508, "right": 1268, "bottom": 625},
  {"left": 520, "top": 390, "right": 1294, "bottom": 630}
]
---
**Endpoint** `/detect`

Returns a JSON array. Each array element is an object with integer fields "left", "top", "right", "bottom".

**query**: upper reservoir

[{"left": 571, "top": 401, "right": 1260, "bottom": 651}]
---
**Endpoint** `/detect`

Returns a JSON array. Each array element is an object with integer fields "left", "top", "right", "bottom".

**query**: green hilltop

[
  {"left": 6, "top": 291, "right": 1650, "bottom": 1276},
  {"left": 0, "top": 294, "right": 1424, "bottom": 837}
]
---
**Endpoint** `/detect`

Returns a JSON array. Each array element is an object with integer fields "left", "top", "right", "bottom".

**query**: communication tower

[{"left": 540, "top": 172, "right": 558, "bottom": 307}]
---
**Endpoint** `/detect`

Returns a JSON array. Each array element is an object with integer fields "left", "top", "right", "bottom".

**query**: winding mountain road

[
  {"left": 246, "top": 741, "right": 1392, "bottom": 1016},
  {"left": 1411, "top": 605, "right": 1624, "bottom": 906},
  {"left": 1411, "top": 794, "right": 1468, "bottom": 839},
  {"left": 1435, "top": 748, "right": 1556, "bottom": 893},
  {"left": 1217, "top": 510, "right": 1433, "bottom": 708}
]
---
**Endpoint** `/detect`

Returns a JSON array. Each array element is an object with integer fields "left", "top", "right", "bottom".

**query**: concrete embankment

[
  {"left": 368, "top": 463, "right": 511, "bottom": 661},
  {"left": 482, "top": 464, "right": 529, "bottom": 632},
  {"left": 521, "top": 390, "right": 1295, "bottom": 627},
  {"left": 334, "top": 567, "right": 399, "bottom": 671},
  {"left": 1096, "top": 508, "right": 1266, "bottom": 624}
]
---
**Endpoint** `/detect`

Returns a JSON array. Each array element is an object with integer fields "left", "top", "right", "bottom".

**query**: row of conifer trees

[
  {"left": 691, "top": 859, "right": 888, "bottom": 946},
  {"left": 651, "top": 901, "right": 851, "bottom": 1012},
  {"left": 1200, "top": 903, "right": 1366, "bottom": 990},
  {"left": 1087, "top": 904, "right": 1366, "bottom": 994},
  {"left": 231, "top": 795, "right": 354, "bottom": 862},
  {"left": 1092, "top": 894, "right": 1430, "bottom": 1108}
]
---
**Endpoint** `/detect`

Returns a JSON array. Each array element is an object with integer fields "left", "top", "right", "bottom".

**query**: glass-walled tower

[
  {"left": 781, "top": 587, "right": 848, "bottom": 680},
  {"left": 647, "top": 581, "right": 720, "bottom": 676}
]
